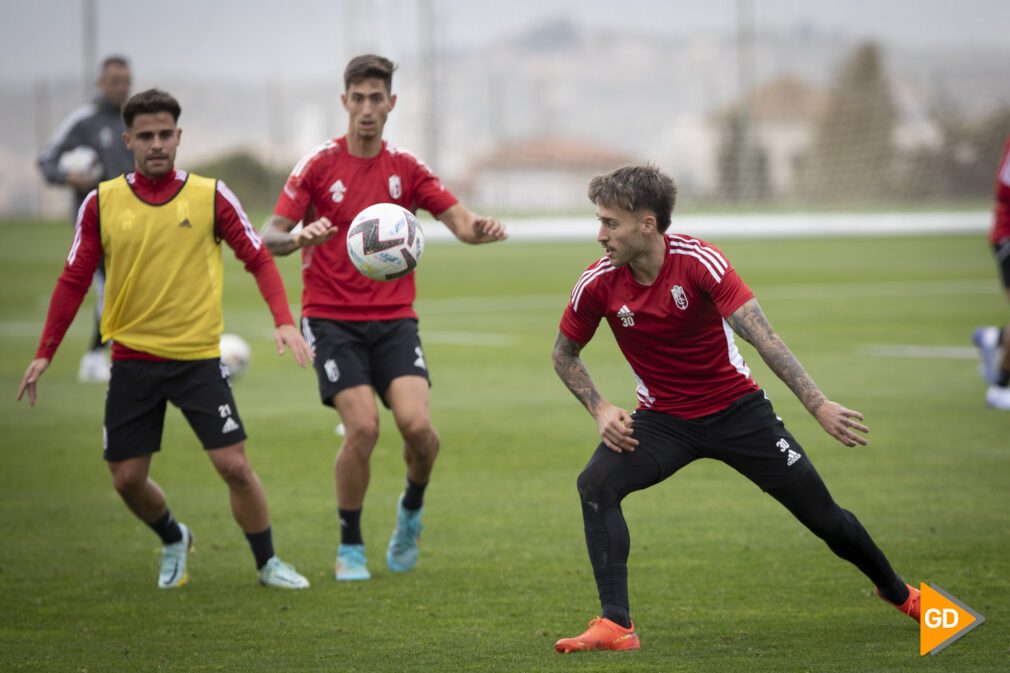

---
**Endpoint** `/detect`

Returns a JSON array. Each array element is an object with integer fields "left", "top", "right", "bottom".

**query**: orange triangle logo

[{"left": 920, "top": 583, "right": 985, "bottom": 655}]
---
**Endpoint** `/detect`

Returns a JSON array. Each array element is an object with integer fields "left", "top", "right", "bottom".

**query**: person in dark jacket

[{"left": 38, "top": 55, "right": 134, "bottom": 383}]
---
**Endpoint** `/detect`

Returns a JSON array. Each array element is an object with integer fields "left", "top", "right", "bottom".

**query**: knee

[
  {"left": 808, "top": 505, "right": 858, "bottom": 542},
  {"left": 214, "top": 454, "right": 256, "bottom": 488},
  {"left": 110, "top": 466, "right": 145, "bottom": 496},
  {"left": 399, "top": 416, "right": 437, "bottom": 452},
  {"left": 577, "top": 464, "right": 607, "bottom": 510},
  {"left": 342, "top": 416, "right": 380, "bottom": 453}
]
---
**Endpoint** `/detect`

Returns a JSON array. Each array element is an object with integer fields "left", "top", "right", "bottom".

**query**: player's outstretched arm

[
  {"left": 17, "top": 358, "right": 51, "bottom": 406},
  {"left": 436, "top": 204, "right": 508, "bottom": 245},
  {"left": 274, "top": 324, "right": 313, "bottom": 368},
  {"left": 261, "top": 214, "right": 337, "bottom": 256},
  {"left": 552, "top": 332, "right": 638, "bottom": 453},
  {"left": 727, "top": 298, "right": 869, "bottom": 447}
]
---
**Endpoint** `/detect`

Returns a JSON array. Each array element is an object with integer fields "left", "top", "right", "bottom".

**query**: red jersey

[
  {"left": 992, "top": 135, "right": 1010, "bottom": 244},
  {"left": 37, "top": 169, "right": 294, "bottom": 362},
  {"left": 560, "top": 233, "right": 759, "bottom": 418},
  {"left": 273, "top": 137, "right": 458, "bottom": 321}
]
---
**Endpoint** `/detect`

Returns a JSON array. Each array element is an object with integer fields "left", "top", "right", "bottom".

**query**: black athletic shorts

[
  {"left": 103, "top": 358, "right": 247, "bottom": 462},
  {"left": 302, "top": 317, "right": 430, "bottom": 408},
  {"left": 629, "top": 390, "right": 813, "bottom": 492},
  {"left": 994, "top": 239, "right": 1010, "bottom": 290}
]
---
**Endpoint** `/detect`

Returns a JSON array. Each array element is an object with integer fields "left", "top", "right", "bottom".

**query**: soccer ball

[
  {"left": 346, "top": 203, "right": 424, "bottom": 281},
  {"left": 58, "top": 146, "right": 102, "bottom": 182},
  {"left": 219, "top": 333, "right": 251, "bottom": 380}
]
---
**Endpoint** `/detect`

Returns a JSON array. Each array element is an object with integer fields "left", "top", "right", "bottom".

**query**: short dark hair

[
  {"left": 122, "top": 89, "right": 181, "bottom": 128},
  {"left": 344, "top": 54, "right": 396, "bottom": 92},
  {"left": 587, "top": 164, "right": 678, "bottom": 233},
  {"left": 101, "top": 55, "right": 130, "bottom": 71}
]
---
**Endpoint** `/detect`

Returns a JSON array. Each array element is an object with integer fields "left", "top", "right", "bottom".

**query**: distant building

[
  {"left": 714, "top": 75, "right": 828, "bottom": 197},
  {"left": 461, "top": 136, "right": 636, "bottom": 213}
]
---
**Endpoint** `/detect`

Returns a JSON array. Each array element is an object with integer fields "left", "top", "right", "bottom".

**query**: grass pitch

[{"left": 0, "top": 219, "right": 1007, "bottom": 672}]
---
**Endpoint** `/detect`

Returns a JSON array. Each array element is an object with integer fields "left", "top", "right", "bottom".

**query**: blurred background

[{"left": 2, "top": 0, "right": 1009, "bottom": 219}]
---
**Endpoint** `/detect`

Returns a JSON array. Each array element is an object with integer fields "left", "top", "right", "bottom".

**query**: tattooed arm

[
  {"left": 552, "top": 332, "right": 638, "bottom": 453},
  {"left": 726, "top": 298, "right": 869, "bottom": 447},
  {"left": 261, "top": 214, "right": 337, "bottom": 256}
]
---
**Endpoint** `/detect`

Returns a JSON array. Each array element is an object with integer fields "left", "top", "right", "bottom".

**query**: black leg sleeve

[
  {"left": 577, "top": 443, "right": 664, "bottom": 627},
  {"left": 768, "top": 467, "right": 906, "bottom": 600}
]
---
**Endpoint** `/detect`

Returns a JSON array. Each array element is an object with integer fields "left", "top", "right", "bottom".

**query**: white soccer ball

[
  {"left": 219, "top": 333, "right": 251, "bottom": 380},
  {"left": 346, "top": 203, "right": 424, "bottom": 281},
  {"left": 58, "top": 146, "right": 102, "bottom": 181}
]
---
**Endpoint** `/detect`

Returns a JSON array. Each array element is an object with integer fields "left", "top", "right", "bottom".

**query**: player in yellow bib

[{"left": 19, "top": 89, "right": 314, "bottom": 590}]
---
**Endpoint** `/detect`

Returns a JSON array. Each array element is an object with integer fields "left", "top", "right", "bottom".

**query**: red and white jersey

[
  {"left": 560, "top": 233, "right": 759, "bottom": 418},
  {"left": 992, "top": 135, "right": 1010, "bottom": 244},
  {"left": 274, "top": 136, "right": 458, "bottom": 321}
]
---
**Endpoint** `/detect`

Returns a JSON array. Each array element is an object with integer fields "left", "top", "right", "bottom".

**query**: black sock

[
  {"left": 402, "top": 478, "right": 427, "bottom": 511},
  {"left": 245, "top": 527, "right": 275, "bottom": 570},
  {"left": 339, "top": 508, "right": 363, "bottom": 545},
  {"left": 147, "top": 510, "right": 183, "bottom": 545},
  {"left": 877, "top": 576, "right": 910, "bottom": 605},
  {"left": 996, "top": 368, "right": 1010, "bottom": 388}
]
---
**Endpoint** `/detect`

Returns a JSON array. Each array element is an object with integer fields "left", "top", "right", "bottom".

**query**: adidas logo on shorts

[{"left": 222, "top": 417, "right": 241, "bottom": 434}]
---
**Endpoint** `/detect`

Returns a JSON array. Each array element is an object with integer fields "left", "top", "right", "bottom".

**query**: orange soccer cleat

[
  {"left": 877, "top": 582, "right": 921, "bottom": 622},
  {"left": 555, "top": 617, "right": 640, "bottom": 653}
]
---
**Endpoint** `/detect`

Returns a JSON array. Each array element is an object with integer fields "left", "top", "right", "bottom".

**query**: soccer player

[
  {"left": 262, "top": 54, "right": 507, "bottom": 581},
  {"left": 19, "top": 89, "right": 312, "bottom": 590},
  {"left": 551, "top": 164, "right": 919, "bottom": 653},
  {"left": 972, "top": 134, "right": 1010, "bottom": 410},
  {"left": 38, "top": 56, "right": 136, "bottom": 383}
]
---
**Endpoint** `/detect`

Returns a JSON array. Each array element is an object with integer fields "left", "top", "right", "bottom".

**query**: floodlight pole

[{"left": 82, "top": 0, "right": 97, "bottom": 101}]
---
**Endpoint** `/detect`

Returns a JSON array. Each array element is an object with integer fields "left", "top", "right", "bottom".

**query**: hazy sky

[{"left": 3, "top": 0, "right": 1008, "bottom": 85}]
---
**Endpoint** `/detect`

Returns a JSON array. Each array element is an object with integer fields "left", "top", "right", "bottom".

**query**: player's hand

[
  {"left": 274, "top": 324, "right": 314, "bottom": 368},
  {"left": 471, "top": 216, "right": 507, "bottom": 244},
  {"left": 17, "top": 358, "right": 51, "bottom": 406},
  {"left": 814, "top": 400, "right": 869, "bottom": 447},
  {"left": 595, "top": 403, "right": 638, "bottom": 453},
  {"left": 66, "top": 171, "right": 99, "bottom": 192},
  {"left": 294, "top": 217, "right": 337, "bottom": 248}
]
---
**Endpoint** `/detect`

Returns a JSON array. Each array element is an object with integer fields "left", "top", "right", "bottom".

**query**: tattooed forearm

[
  {"left": 727, "top": 298, "right": 827, "bottom": 415},
  {"left": 260, "top": 214, "right": 300, "bottom": 256},
  {"left": 552, "top": 332, "right": 603, "bottom": 416}
]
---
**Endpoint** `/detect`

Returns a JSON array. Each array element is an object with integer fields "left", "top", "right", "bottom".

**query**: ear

[
  {"left": 122, "top": 130, "right": 131, "bottom": 149},
  {"left": 640, "top": 213, "right": 658, "bottom": 234},
  {"left": 340, "top": 93, "right": 348, "bottom": 110},
  {"left": 388, "top": 93, "right": 397, "bottom": 111},
  {"left": 177, "top": 128, "right": 183, "bottom": 145}
]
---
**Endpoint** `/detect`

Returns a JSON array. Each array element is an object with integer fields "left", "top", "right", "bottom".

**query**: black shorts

[
  {"left": 994, "top": 239, "right": 1010, "bottom": 290},
  {"left": 104, "top": 359, "right": 247, "bottom": 462},
  {"left": 629, "top": 390, "right": 813, "bottom": 492},
  {"left": 302, "top": 317, "right": 430, "bottom": 408}
]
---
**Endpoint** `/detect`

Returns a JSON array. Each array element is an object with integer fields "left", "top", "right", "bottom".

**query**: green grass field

[{"left": 1, "top": 219, "right": 1007, "bottom": 672}]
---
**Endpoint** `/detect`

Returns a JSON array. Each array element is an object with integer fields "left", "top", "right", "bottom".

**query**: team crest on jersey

[
  {"left": 329, "top": 179, "right": 346, "bottom": 203},
  {"left": 671, "top": 285, "right": 689, "bottom": 310},
  {"left": 388, "top": 174, "right": 402, "bottom": 199}
]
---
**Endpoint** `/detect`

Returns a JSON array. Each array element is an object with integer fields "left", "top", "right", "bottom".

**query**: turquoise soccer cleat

[
  {"left": 335, "top": 543, "right": 371, "bottom": 581},
  {"left": 386, "top": 495, "right": 422, "bottom": 573}
]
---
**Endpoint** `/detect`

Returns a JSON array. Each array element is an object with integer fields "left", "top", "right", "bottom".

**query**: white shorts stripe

[
  {"left": 217, "top": 181, "right": 261, "bottom": 249},
  {"left": 67, "top": 190, "right": 97, "bottom": 265},
  {"left": 669, "top": 248, "right": 723, "bottom": 283}
]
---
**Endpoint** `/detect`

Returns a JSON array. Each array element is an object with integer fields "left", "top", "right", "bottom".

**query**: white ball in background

[
  {"left": 219, "top": 333, "right": 252, "bottom": 380},
  {"left": 57, "top": 146, "right": 103, "bottom": 182}
]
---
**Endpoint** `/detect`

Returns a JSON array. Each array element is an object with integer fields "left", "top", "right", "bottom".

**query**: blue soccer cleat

[
  {"left": 386, "top": 495, "right": 422, "bottom": 573},
  {"left": 335, "top": 543, "right": 371, "bottom": 581}
]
